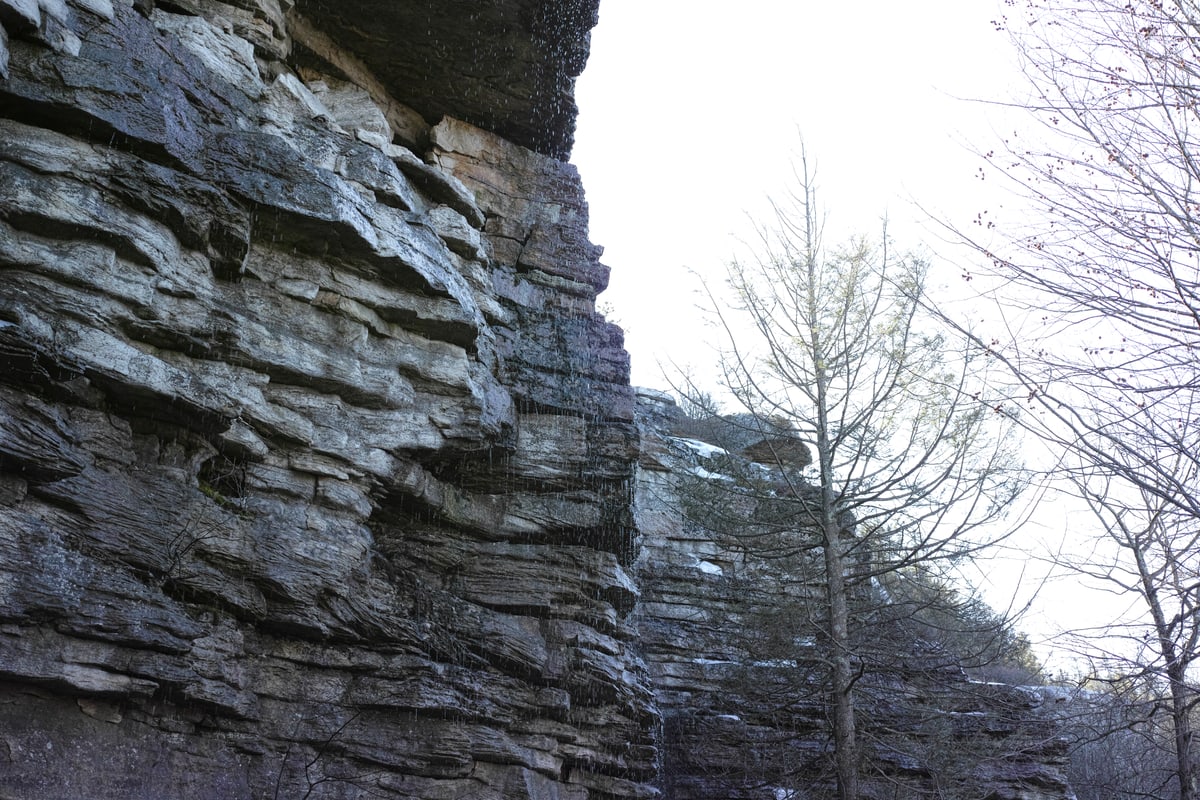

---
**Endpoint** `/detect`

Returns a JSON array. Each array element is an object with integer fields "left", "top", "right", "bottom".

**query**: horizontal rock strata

[
  {"left": 0, "top": 1, "right": 653, "bottom": 797},
  {"left": 631, "top": 390, "right": 1074, "bottom": 800},
  {"left": 0, "top": 1, "right": 1080, "bottom": 797}
]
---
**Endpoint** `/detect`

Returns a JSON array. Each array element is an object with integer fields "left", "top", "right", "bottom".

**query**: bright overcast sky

[
  {"left": 573, "top": 0, "right": 1022, "bottom": 390},
  {"left": 571, "top": 1, "right": 1128, "bottom": 671}
]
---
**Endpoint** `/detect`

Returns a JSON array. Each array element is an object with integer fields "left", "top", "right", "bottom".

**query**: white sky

[
  {"left": 573, "top": 0, "right": 1022, "bottom": 389},
  {"left": 571, "top": 1, "right": 1134, "bottom": 675}
]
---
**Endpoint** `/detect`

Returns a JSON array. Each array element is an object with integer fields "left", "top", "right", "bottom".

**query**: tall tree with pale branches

[{"left": 683, "top": 149, "right": 1026, "bottom": 799}]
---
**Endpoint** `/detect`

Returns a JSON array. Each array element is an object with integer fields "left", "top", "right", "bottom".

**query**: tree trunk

[
  {"left": 824, "top": 521, "right": 858, "bottom": 800},
  {"left": 1168, "top": 665, "right": 1195, "bottom": 800},
  {"left": 806, "top": 195, "right": 859, "bottom": 799},
  {"left": 1136, "top": 545, "right": 1195, "bottom": 800}
]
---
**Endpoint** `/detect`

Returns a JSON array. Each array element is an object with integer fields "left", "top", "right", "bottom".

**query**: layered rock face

[
  {"left": 0, "top": 1, "right": 655, "bottom": 798},
  {"left": 0, "top": 2, "right": 1078, "bottom": 797},
  {"left": 631, "top": 390, "right": 1075, "bottom": 800}
]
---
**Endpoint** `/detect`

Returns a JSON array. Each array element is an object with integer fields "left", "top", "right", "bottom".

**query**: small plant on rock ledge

[{"left": 198, "top": 452, "right": 248, "bottom": 513}]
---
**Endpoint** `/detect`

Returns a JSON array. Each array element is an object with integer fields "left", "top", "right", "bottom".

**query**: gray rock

[
  {"left": 306, "top": 75, "right": 390, "bottom": 141},
  {"left": 150, "top": 9, "right": 262, "bottom": 95},
  {"left": 69, "top": 0, "right": 114, "bottom": 19},
  {"left": 387, "top": 141, "right": 485, "bottom": 228},
  {"left": 427, "top": 203, "right": 485, "bottom": 260},
  {"left": 0, "top": 4, "right": 656, "bottom": 798},
  {"left": 0, "top": 388, "right": 90, "bottom": 483},
  {"left": 0, "top": 0, "right": 39, "bottom": 31},
  {"left": 288, "top": 0, "right": 599, "bottom": 159},
  {"left": 159, "top": 0, "right": 290, "bottom": 60},
  {"left": 631, "top": 393, "right": 1072, "bottom": 799},
  {"left": 0, "top": 20, "right": 9, "bottom": 78}
]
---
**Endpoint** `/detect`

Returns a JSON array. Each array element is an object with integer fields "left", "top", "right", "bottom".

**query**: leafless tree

[
  {"left": 682, "top": 149, "right": 1027, "bottom": 799},
  {"left": 940, "top": 2, "right": 1200, "bottom": 798}
]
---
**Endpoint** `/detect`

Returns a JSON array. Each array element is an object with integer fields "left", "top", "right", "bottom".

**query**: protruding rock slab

[{"left": 290, "top": 0, "right": 599, "bottom": 159}]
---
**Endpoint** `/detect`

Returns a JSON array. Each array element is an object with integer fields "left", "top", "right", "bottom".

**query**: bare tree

[
  {"left": 939, "top": 2, "right": 1200, "bottom": 798},
  {"left": 683, "top": 150, "right": 1026, "bottom": 799}
]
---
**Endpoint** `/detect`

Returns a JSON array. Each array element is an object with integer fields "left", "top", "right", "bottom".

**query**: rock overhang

[{"left": 291, "top": 0, "right": 600, "bottom": 161}]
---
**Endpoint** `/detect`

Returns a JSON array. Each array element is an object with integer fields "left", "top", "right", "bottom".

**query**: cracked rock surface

[{"left": 0, "top": 1, "right": 650, "bottom": 797}]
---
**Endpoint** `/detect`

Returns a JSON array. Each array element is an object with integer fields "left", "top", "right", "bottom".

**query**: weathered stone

[
  {"left": 285, "top": 13, "right": 426, "bottom": 147},
  {"left": 306, "top": 75, "right": 390, "bottom": 141},
  {"left": 427, "top": 204, "right": 485, "bottom": 260},
  {"left": 36, "top": 0, "right": 68, "bottom": 24},
  {"left": 261, "top": 69, "right": 329, "bottom": 129},
  {"left": 0, "top": 20, "right": 9, "bottom": 78},
  {"left": 631, "top": 392, "right": 1072, "bottom": 799},
  {"left": 246, "top": 245, "right": 480, "bottom": 347},
  {"left": 446, "top": 543, "right": 638, "bottom": 618},
  {"left": 151, "top": 9, "right": 262, "bottom": 95},
  {"left": 431, "top": 116, "right": 609, "bottom": 292},
  {"left": 333, "top": 137, "right": 420, "bottom": 211},
  {"left": 388, "top": 142, "right": 485, "bottom": 229},
  {"left": 163, "top": 0, "right": 290, "bottom": 60},
  {"left": 0, "top": 389, "right": 90, "bottom": 483},
  {"left": 69, "top": 0, "right": 114, "bottom": 20},
  {"left": 513, "top": 413, "right": 589, "bottom": 482},
  {"left": 2, "top": 8, "right": 252, "bottom": 170},
  {"left": 0, "top": 4, "right": 656, "bottom": 798},
  {"left": 0, "top": 0, "right": 39, "bottom": 32},
  {"left": 288, "top": 0, "right": 599, "bottom": 159}
]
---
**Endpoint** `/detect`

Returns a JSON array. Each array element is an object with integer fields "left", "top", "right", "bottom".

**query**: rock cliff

[
  {"left": 0, "top": 1, "right": 653, "bottom": 798},
  {"left": 631, "top": 390, "right": 1075, "bottom": 800},
  {"left": 0, "top": 3, "right": 1075, "bottom": 798}
]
